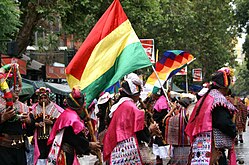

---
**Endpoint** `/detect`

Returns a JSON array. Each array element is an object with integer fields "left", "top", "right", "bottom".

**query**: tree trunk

[{"left": 16, "top": 2, "right": 41, "bottom": 55}]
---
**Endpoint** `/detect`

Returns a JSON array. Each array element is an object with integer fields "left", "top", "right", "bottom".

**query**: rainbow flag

[
  {"left": 65, "top": 0, "right": 151, "bottom": 107},
  {"left": 145, "top": 50, "right": 194, "bottom": 93}
]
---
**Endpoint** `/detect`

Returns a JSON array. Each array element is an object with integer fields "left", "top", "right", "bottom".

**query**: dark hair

[
  {"left": 121, "top": 81, "right": 133, "bottom": 96},
  {"left": 119, "top": 80, "right": 142, "bottom": 98},
  {"left": 189, "top": 86, "right": 213, "bottom": 122},
  {"left": 66, "top": 88, "right": 85, "bottom": 110},
  {"left": 178, "top": 98, "right": 191, "bottom": 108}
]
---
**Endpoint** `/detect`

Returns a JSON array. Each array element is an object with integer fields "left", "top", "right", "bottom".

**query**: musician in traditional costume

[
  {"left": 185, "top": 67, "right": 237, "bottom": 165},
  {"left": 103, "top": 73, "right": 160, "bottom": 164},
  {"left": 96, "top": 92, "right": 114, "bottom": 147},
  {"left": 47, "top": 86, "right": 101, "bottom": 165},
  {"left": 31, "top": 87, "right": 64, "bottom": 165},
  {"left": 0, "top": 63, "right": 35, "bottom": 165}
]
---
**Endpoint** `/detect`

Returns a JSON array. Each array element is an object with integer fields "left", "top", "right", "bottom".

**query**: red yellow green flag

[{"left": 65, "top": 0, "right": 151, "bottom": 106}]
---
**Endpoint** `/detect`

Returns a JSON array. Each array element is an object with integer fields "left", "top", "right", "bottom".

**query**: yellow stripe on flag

[{"left": 69, "top": 20, "right": 140, "bottom": 90}]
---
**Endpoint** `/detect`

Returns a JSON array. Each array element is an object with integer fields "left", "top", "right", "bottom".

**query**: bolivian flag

[{"left": 65, "top": 0, "right": 151, "bottom": 107}]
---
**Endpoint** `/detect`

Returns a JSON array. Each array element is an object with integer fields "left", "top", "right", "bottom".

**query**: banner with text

[
  {"left": 192, "top": 68, "right": 202, "bottom": 82},
  {"left": 140, "top": 39, "right": 155, "bottom": 63},
  {"left": 46, "top": 66, "right": 66, "bottom": 79}
]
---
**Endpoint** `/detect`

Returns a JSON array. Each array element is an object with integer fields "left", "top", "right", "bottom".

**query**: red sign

[
  {"left": 140, "top": 39, "right": 155, "bottom": 63},
  {"left": 1, "top": 54, "right": 27, "bottom": 75},
  {"left": 192, "top": 68, "right": 202, "bottom": 82},
  {"left": 46, "top": 66, "right": 66, "bottom": 79}
]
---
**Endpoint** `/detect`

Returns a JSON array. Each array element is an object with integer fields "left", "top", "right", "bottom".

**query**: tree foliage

[
  {"left": 232, "top": 0, "right": 249, "bottom": 94},
  {"left": 155, "top": 0, "right": 238, "bottom": 81},
  {"left": 232, "top": 62, "right": 249, "bottom": 96},
  {"left": 0, "top": 0, "right": 240, "bottom": 82},
  {"left": 0, "top": 0, "right": 21, "bottom": 52},
  {"left": 235, "top": 0, "right": 249, "bottom": 69}
]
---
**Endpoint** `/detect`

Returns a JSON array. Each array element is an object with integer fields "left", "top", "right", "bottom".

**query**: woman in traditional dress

[
  {"left": 185, "top": 67, "right": 237, "bottom": 165},
  {"left": 226, "top": 91, "right": 247, "bottom": 144},
  {"left": 103, "top": 73, "right": 160, "bottom": 165},
  {"left": 47, "top": 86, "right": 101, "bottom": 165},
  {"left": 151, "top": 88, "right": 170, "bottom": 164}
]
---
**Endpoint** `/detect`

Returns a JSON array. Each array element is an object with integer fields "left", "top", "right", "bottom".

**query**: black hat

[{"left": 211, "top": 70, "right": 231, "bottom": 88}]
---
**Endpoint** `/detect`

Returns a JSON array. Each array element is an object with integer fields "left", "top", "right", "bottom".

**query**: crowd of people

[{"left": 0, "top": 64, "right": 248, "bottom": 165}]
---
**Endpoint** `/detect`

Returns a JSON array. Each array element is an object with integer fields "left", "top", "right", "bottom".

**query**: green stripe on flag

[{"left": 83, "top": 42, "right": 151, "bottom": 106}]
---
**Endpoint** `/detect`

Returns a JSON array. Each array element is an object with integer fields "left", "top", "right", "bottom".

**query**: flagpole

[
  {"left": 186, "top": 66, "right": 188, "bottom": 93},
  {"left": 151, "top": 65, "right": 171, "bottom": 105},
  {"left": 185, "top": 58, "right": 196, "bottom": 93},
  {"left": 156, "top": 49, "right": 159, "bottom": 62}
]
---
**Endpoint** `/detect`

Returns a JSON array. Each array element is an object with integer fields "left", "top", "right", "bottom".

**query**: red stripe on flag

[{"left": 66, "top": 0, "right": 127, "bottom": 80}]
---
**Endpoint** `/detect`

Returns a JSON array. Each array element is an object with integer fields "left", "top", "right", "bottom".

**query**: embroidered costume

[
  {"left": 31, "top": 87, "right": 63, "bottom": 165},
  {"left": 185, "top": 68, "right": 237, "bottom": 165}
]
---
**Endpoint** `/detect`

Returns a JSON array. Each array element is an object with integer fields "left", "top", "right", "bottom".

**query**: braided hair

[{"left": 190, "top": 69, "right": 231, "bottom": 122}]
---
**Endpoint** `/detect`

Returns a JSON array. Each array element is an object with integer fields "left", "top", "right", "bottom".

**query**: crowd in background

[{"left": 0, "top": 64, "right": 248, "bottom": 165}]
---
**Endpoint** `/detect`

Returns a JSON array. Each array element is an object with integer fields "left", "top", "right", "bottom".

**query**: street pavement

[{"left": 235, "top": 127, "right": 249, "bottom": 164}]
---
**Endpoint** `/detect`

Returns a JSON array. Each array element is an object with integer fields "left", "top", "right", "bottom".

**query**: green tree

[
  {"left": 10, "top": 0, "right": 239, "bottom": 79},
  {"left": 233, "top": 0, "right": 249, "bottom": 94},
  {"left": 157, "top": 0, "right": 237, "bottom": 81},
  {"left": 235, "top": 0, "right": 249, "bottom": 69},
  {"left": 0, "top": 0, "right": 21, "bottom": 52},
  {"left": 232, "top": 62, "right": 249, "bottom": 95}
]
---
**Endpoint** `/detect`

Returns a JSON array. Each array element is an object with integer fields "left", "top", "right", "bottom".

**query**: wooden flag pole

[
  {"left": 151, "top": 58, "right": 196, "bottom": 106},
  {"left": 83, "top": 108, "right": 103, "bottom": 165},
  {"left": 156, "top": 49, "right": 159, "bottom": 62},
  {"left": 151, "top": 65, "right": 171, "bottom": 106},
  {"left": 185, "top": 66, "right": 189, "bottom": 93}
]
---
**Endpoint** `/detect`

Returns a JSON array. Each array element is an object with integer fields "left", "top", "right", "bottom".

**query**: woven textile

[
  {"left": 165, "top": 108, "right": 190, "bottom": 145},
  {"left": 139, "top": 144, "right": 154, "bottom": 164},
  {"left": 227, "top": 96, "right": 247, "bottom": 132},
  {"left": 190, "top": 132, "right": 212, "bottom": 165},
  {"left": 210, "top": 89, "right": 237, "bottom": 113},
  {"left": 213, "top": 128, "right": 233, "bottom": 149},
  {"left": 110, "top": 136, "right": 142, "bottom": 165},
  {"left": 170, "top": 146, "right": 190, "bottom": 165},
  {"left": 179, "top": 108, "right": 190, "bottom": 145},
  {"left": 165, "top": 115, "right": 179, "bottom": 145}
]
